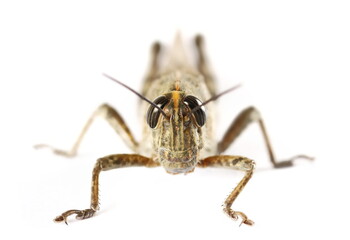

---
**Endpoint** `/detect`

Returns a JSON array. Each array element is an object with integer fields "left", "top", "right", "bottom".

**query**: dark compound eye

[
  {"left": 146, "top": 96, "right": 169, "bottom": 128},
  {"left": 183, "top": 95, "right": 206, "bottom": 127}
]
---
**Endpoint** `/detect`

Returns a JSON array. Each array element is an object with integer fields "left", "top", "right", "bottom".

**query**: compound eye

[
  {"left": 183, "top": 95, "right": 206, "bottom": 127},
  {"left": 146, "top": 96, "right": 169, "bottom": 128}
]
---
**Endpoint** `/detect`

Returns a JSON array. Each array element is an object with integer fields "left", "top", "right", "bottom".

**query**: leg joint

[
  {"left": 244, "top": 106, "right": 261, "bottom": 122},
  {"left": 96, "top": 103, "right": 113, "bottom": 117},
  {"left": 231, "top": 157, "right": 255, "bottom": 172}
]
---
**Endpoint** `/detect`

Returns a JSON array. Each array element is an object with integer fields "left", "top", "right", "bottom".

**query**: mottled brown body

[{"left": 35, "top": 34, "right": 312, "bottom": 226}]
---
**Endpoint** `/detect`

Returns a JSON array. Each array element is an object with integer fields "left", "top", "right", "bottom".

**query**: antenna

[
  {"left": 103, "top": 73, "right": 167, "bottom": 117},
  {"left": 190, "top": 84, "right": 241, "bottom": 114}
]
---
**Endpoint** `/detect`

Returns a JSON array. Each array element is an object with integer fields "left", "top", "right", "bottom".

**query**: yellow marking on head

[{"left": 172, "top": 91, "right": 180, "bottom": 108}]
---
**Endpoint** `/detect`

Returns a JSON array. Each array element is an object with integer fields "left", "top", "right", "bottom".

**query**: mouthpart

[{"left": 159, "top": 148, "right": 198, "bottom": 174}]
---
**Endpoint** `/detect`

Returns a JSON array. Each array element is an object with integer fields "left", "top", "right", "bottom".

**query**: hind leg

[
  {"left": 195, "top": 35, "right": 216, "bottom": 96},
  {"left": 141, "top": 41, "right": 161, "bottom": 95}
]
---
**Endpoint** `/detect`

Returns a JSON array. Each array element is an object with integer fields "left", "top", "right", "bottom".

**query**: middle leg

[
  {"left": 35, "top": 103, "right": 139, "bottom": 157},
  {"left": 217, "top": 106, "right": 313, "bottom": 168}
]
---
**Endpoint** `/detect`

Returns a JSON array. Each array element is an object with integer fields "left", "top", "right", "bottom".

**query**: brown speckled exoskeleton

[{"left": 35, "top": 34, "right": 313, "bottom": 226}]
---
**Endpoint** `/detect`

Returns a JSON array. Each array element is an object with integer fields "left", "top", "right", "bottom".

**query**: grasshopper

[{"left": 36, "top": 34, "right": 312, "bottom": 226}]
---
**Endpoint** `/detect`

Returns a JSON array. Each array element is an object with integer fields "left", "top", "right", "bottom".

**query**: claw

[
  {"left": 235, "top": 211, "right": 254, "bottom": 227},
  {"left": 224, "top": 208, "right": 254, "bottom": 226},
  {"left": 53, "top": 209, "right": 95, "bottom": 224},
  {"left": 54, "top": 215, "right": 68, "bottom": 225},
  {"left": 240, "top": 218, "right": 254, "bottom": 226}
]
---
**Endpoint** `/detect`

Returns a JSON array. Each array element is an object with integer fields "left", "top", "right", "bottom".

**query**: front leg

[
  {"left": 35, "top": 103, "right": 139, "bottom": 157},
  {"left": 54, "top": 154, "right": 159, "bottom": 224},
  {"left": 217, "top": 106, "right": 313, "bottom": 168},
  {"left": 199, "top": 155, "right": 255, "bottom": 226}
]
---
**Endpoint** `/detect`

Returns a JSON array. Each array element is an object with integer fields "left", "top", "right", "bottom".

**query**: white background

[{"left": 1, "top": 1, "right": 349, "bottom": 239}]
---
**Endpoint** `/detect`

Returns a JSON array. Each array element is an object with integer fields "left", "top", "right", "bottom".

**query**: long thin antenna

[
  {"left": 190, "top": 84, "right": 241, "bottom": 114},
  {"left": 103, "top": 73, "right": 167, "bottom": 117}
]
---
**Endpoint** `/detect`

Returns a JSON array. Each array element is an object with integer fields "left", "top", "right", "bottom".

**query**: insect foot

[
  {"left": 223, "top": 208, "right": 254, "bottom": 226},
  {"left": 34, "top": 144, "right": 77, "bottom": 158},
  {"left": 274, "top": 154, "right": 314, "bottom": 168},
  {"left": 54, "top": 208, "right": 96, "bottom": 225}
]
